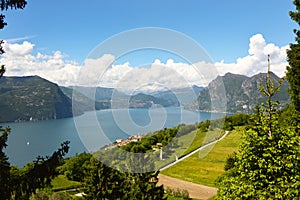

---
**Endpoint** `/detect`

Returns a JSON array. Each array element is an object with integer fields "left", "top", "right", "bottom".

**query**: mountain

[
  {"left": 187, "top": 72, "right": 290, "bottom": 113},
  {"left": 60, "top": 86, "right": 112, "bottom": 113},
  {"left": 0, "top": 76, "right": 74, "bottom": 122},
  {"left": 151, "top": 85, "right": 204, "bottom": 106},
  {"left": 129, "top": 93, "right": 177, "bottom": 108}
]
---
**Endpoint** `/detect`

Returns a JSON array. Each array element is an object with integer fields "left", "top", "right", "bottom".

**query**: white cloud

[
  {"left": 0, "top": 34, "right": 289, "bottom": 91},
  {"left": 1, "top": 41, "right": 81, "bottom": 86},
  {"left": 215, "top": 34, "right": 288, "bottom": 77},
  {"left": 3, "top": 41, "right": 34, "bottom": 57}
]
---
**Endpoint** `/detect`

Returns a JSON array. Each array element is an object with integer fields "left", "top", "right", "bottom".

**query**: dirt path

[{"left": 158, "top": 174, "right": 217, "bottom": 200}]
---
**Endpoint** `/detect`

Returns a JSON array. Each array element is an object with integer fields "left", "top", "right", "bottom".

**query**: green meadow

[
  {"left": 155, "top": 128, "right": 224, "bottom": 169},
  {"left": 161, "top": 129, "right": 242, "bottom": 187}
]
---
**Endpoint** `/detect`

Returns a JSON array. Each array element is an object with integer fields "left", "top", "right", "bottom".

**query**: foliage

[
  {"left": 0, "top": 125, "right": 70, "bottom": 199},
  {"left": 84, "top": 156, "right": 166, "bottom": 200},
  {"left": 29, "top": 191, "right": 74, "bottom": 200},
  {"left": 60, "top": 152, "right": 92, "bottom": 182},
  {"left": 120, "top": 126, "right": 179, "bottom": 154},
  {"left": 287, "top": 0, "right": 300, "bottom": 112},
  {"left": 0, "top": 125, "right": 11, "bottom": 199},
  {"left": 165, "top": 187, "right": 190, "bottom": 200},
  {"left": 223, "top": 113, "right": 251, "bottom": 130},
  {"left": 216, "top": 61, "right": 300, "bottom": 199}
]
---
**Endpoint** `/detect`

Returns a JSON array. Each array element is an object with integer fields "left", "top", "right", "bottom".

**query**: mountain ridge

[
  {"left": 0, "top": 76, "right": 179, "bottom": 122},
  {"left": 187, "top": 72, "right": 290, "bottom": 113}
]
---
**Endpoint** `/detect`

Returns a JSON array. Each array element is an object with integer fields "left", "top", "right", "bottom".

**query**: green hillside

[{"left": 0, "top": 76, "right": 73, "bottom": 122}]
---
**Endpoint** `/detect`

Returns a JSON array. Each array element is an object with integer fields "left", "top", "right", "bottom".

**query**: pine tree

[
  {"left": 84, "top": 157, "right": 125, "bottom": 200},
  {"left": 216, "top": 57, "right": 300, "bottom": 199},
  {"left": 84, "top": 154, "right": 166, "bottom": 200},
  {"left": 0, "top": 126, "right": 12, "bottom": 199},
  {"left": 286, "top": 0, "right": 300, "bottom": 112}
]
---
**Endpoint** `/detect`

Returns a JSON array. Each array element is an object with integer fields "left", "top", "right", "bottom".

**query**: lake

[{"left": 2, "top": 107, "right": 225, "bottom": 167}]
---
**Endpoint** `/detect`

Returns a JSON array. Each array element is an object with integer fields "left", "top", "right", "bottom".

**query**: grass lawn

[
  {"left": 51, "top": 175, "right": 82, "bottom": 191},
  {"left": 155, "top": 129, "right": 224, "bottom": 169},
  {"left": 161, "top": 129, "right": 242, "bottom": 187}
]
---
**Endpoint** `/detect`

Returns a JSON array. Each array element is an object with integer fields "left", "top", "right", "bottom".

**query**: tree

[
  {"left": 286, "top": 0, "right": 300, "bottom": 112},
  {"left": 84, "top": 154, "right": 166, "bottom": 200},
  {"left": 60, "top": 152, "right": 92, "bottom": 182},
  {"left": 84, "top": 157, "right": 126, "bottom": 200},
  {"left": 216, "top": 57, "right": 300, "bottom": 199},
  {"left": 0, "top": 125, "right": 11, "bottom": 199}
]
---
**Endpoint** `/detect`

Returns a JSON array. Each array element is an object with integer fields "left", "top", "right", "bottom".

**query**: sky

[{"left": 0, "top": 0, "right": 297, "bottom": 91}]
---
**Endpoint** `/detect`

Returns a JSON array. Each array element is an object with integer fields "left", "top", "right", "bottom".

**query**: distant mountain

[
  {"left": 129, "top": 93, "right": 177, "bottom": 108},
  {"left": 151, "top": 85, "right": 204, "bottom": 106},
  {"left": 61, "top": 86, "right": 180, "bottom": 111},
  {"left": 0, "top": 76, "right": 74, "bottom": 122},
  {"left": 187, "top": 72, "right": 290, "bottom": 113},
  {"left": 60, "top": 86, "right": 111, "bottom": 113}
]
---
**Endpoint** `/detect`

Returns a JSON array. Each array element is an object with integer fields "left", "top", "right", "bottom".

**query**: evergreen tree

[
  {"left": 216, "top": 57, "right": 300, "bottom": 199},
  {"left": 286, "top": 0, "right": 300, "bottom": 111},
  {"left": 0, "top": 125, "right": 12, "bottom": 199},
  {"left": 84, "top": 154, "right": 166, "bottom": 200},
  {"left": 84, "top": 157, "right": 125, "bottom": 200},
  {"left": 122, "top": 154, "right": 166, "bottom": 200}
]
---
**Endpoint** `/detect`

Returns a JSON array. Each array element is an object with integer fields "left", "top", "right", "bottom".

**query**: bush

[{"left": 165, "top": 187, "right": 190, "bottom": 200}]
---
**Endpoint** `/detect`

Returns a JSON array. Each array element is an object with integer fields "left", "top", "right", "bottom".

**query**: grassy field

[
  {"left": 155, "top": 129, "right": 224, "bottom": 169},
  {"left": 161, "top": 129, "right": 242, "bottom": 187},
  {"left": 51, "top": 175, "right": 82, "bottom": 191}
]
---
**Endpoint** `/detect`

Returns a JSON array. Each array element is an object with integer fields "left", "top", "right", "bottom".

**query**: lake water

[{"left": 2, "top": 107, "right": 224, "bottom": 167}]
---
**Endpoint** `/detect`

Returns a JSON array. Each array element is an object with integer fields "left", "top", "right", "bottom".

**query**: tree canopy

[
  {"left": 286, "top": 0, "right": 300, "bottom": 112},
  {"left": 216, "top": 55, "right": 300, "bottom": 198}
]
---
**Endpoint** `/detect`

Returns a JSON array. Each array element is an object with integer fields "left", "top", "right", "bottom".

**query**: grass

[
  {"left": 51, "top": 175, "right": 82, "bottom": 191},
  {"left": 183, "top": 128, "right": 224, "bottom": 155},
  {"left": 161, "top": 129, "right": 242, "bottom": 187},
  {"left": 155, "top": 129, "right": 224, "bottom": 169}
]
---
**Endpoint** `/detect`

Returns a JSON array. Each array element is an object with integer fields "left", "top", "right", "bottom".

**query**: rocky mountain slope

[{"left": 187, "top": 72, "right": 290, "bottom": 113}]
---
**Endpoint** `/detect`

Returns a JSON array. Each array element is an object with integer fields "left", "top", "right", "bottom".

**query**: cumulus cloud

[
  {"left": 1, "top": 40, "right": 81, "bottom": 86},
  {"left": 215, "top": 34, "right": 288, "bottom": 77},
  {"left": 3, "top": 41, "right": 34, "bottom": 57},
  {"left": 0, "top": 34, "right": 289, "bottom": 92}
]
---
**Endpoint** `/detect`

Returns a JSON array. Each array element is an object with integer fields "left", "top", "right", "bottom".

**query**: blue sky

[
  {"left": 0, "top": 0, "right": 297, "bottom": 88},
  {"left": 2, "top": 0, "right": 295, "bottom": 63}
]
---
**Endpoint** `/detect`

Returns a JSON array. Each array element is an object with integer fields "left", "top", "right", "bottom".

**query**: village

[{"left": 104, "top": 134, "right": 163, "bottom": 151}]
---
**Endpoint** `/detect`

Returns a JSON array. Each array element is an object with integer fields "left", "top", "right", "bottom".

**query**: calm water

[{"left": 2, "top": 107, "right": 224, "bottom": 167}]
